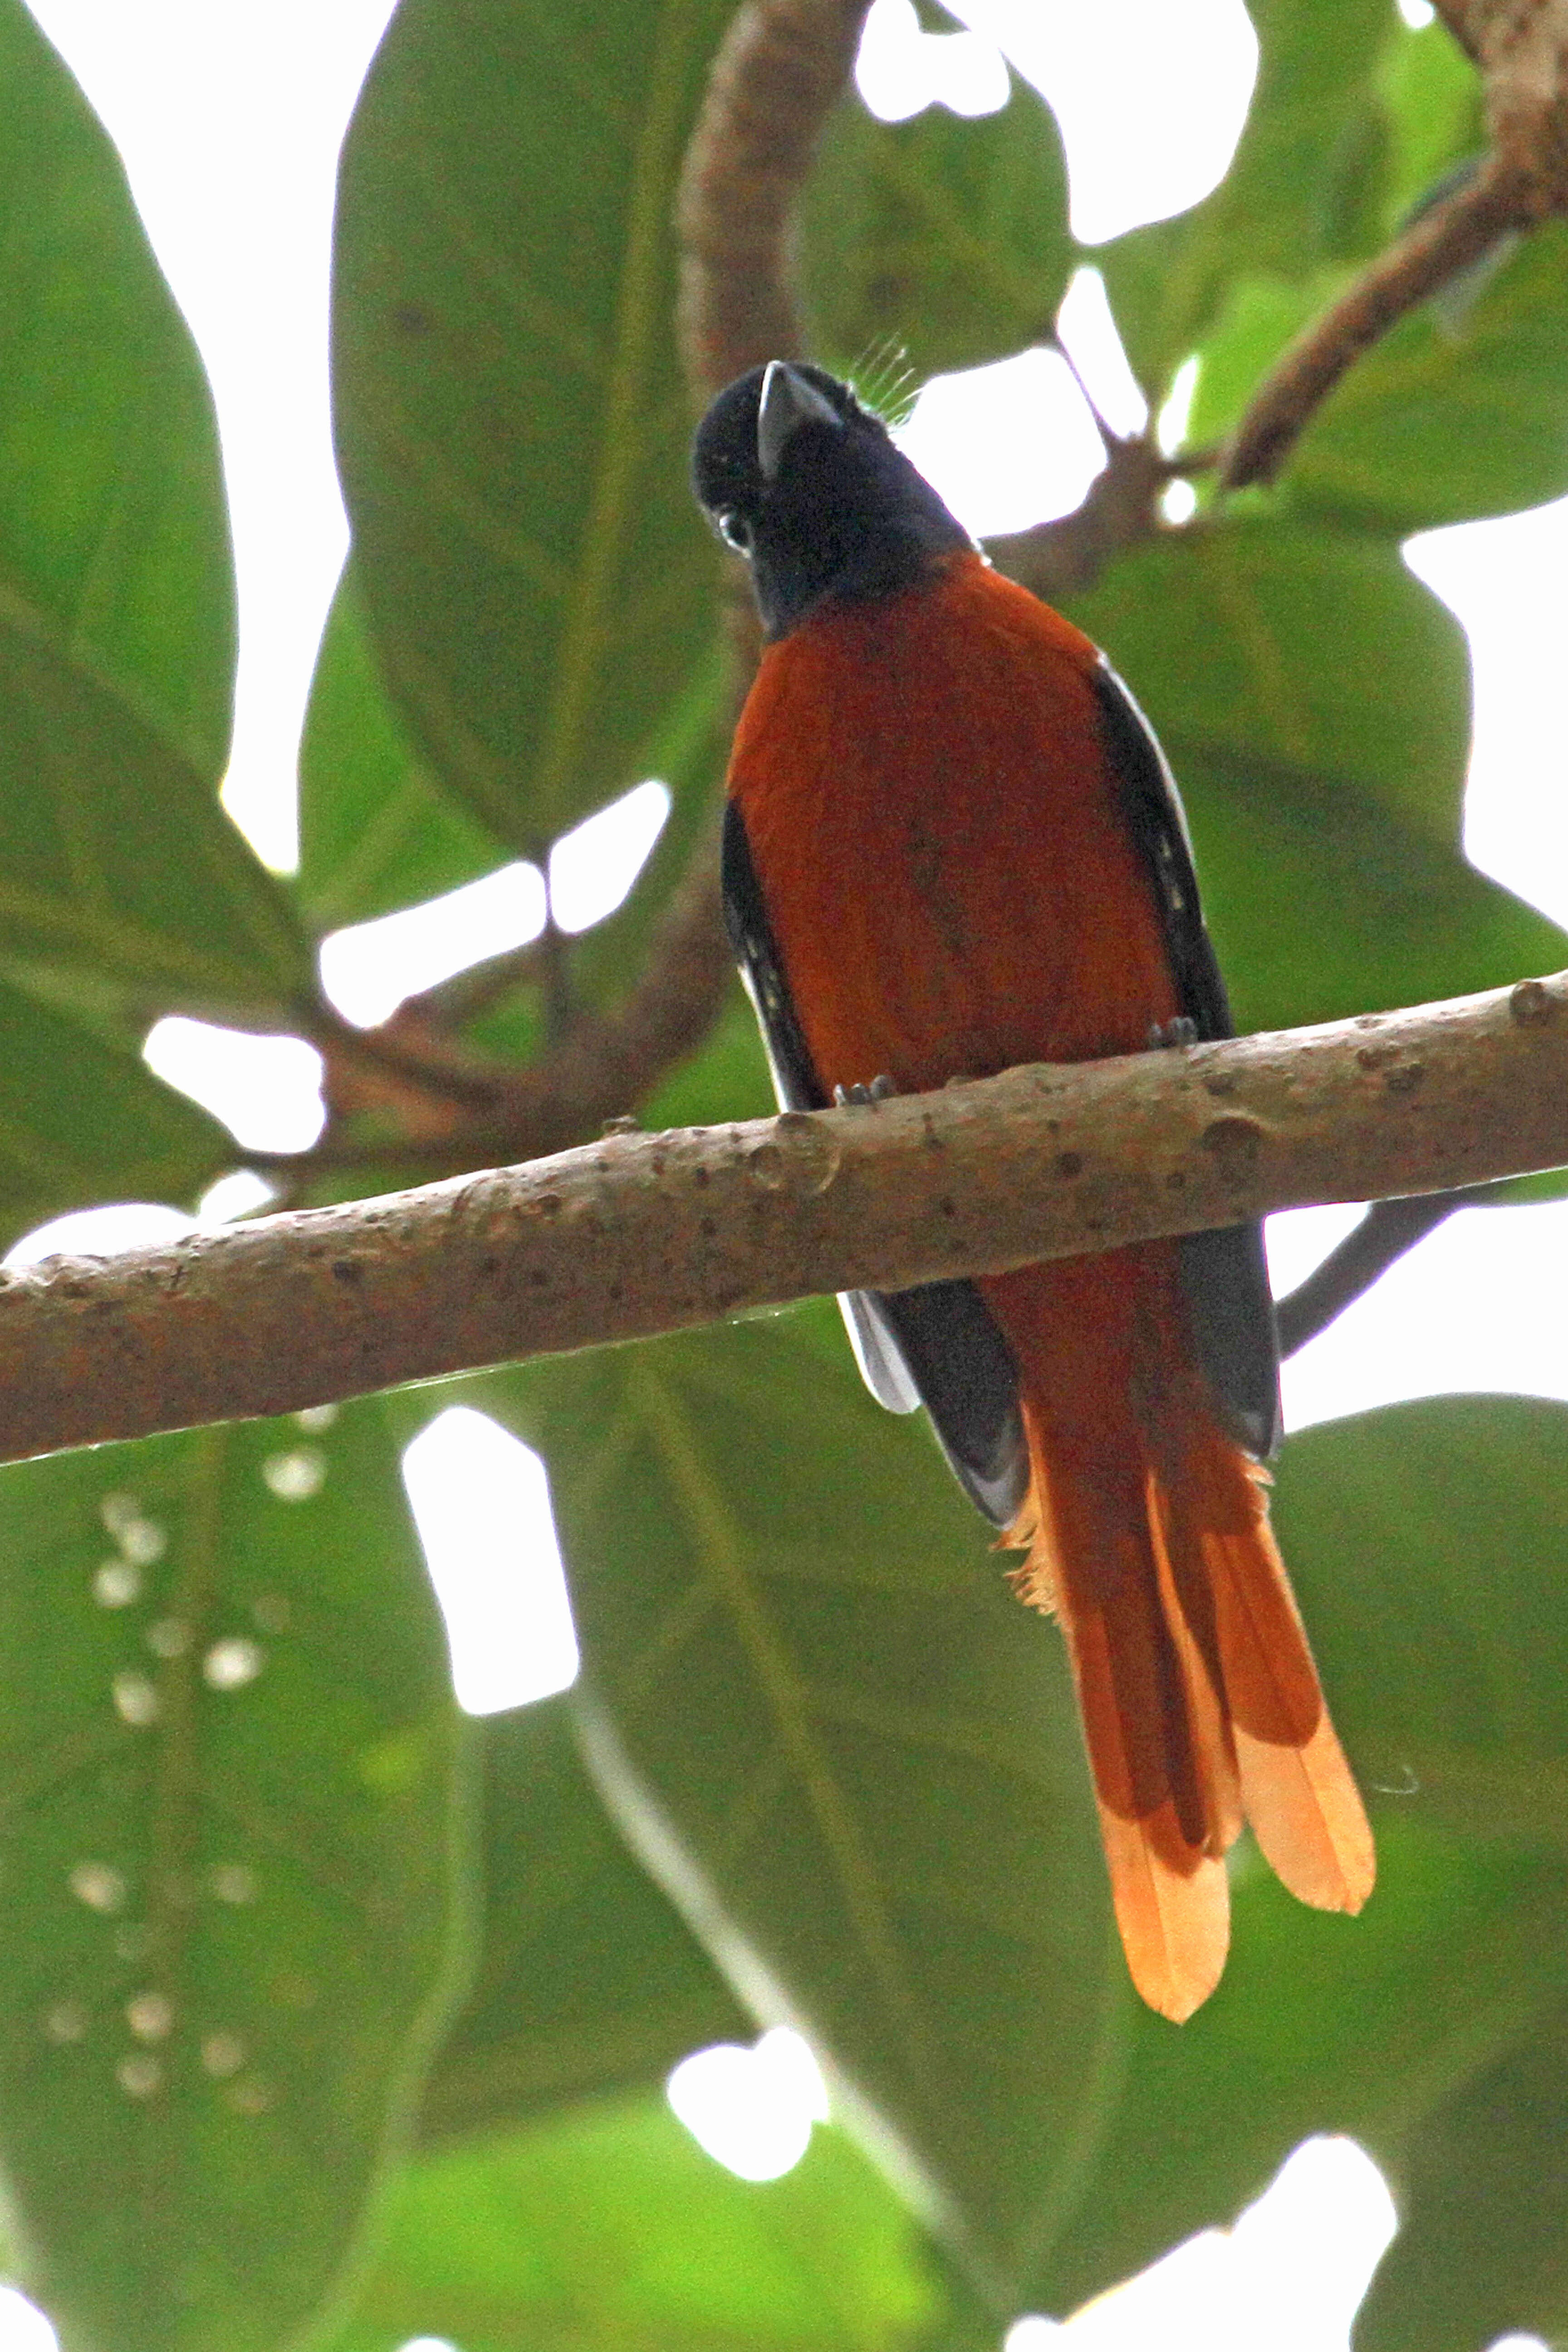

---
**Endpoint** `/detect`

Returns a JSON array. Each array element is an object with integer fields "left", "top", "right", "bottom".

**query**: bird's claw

[
  {"left": 1147, "top": 1016, "right": 1199, "bottom": 1051},
  {"left": 833, "top": 1073, "right": 897, "bottom": 1107}
]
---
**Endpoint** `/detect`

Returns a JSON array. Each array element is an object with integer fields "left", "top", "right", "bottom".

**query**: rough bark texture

[{"left": 4, "top": 972, "right": 1567, "bottom": 1465}]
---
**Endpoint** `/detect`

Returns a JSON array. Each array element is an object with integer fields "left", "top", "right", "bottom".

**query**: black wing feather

[
  {"left": 722, "top": 800, "right": 1029, "bottom": 1524},
  {"left": 1094, "top": 663, "right": 1282, "bottom": 1459}
]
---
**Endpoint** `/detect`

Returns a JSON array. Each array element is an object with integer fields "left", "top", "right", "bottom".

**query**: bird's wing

[
  {"left": 1094, "top": 662, "right": 1282, "bottom": 1459},
  {"left": 722, "top": 798, "right": 1029, "bottom": 1521}
]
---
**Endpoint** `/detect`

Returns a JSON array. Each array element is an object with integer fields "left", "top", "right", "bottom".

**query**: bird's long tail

[{"left": 984, "top": 1252, "right": 1374, "bottom": 2022}]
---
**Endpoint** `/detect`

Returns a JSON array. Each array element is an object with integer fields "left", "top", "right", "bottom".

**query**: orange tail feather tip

[
  {"left": 1098, "top": 1808, "right": 1230, "bottom": 2024},
  {"left": 1002, "top": 1374, "right": 1374, "bottom": 2018}
]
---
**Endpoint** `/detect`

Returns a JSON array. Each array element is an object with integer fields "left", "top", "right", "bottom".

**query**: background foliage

[{"left": 0, "top": 0, "right": 1566, "bottom": 2347}]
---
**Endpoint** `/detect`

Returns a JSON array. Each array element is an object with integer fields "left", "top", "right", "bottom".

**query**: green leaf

[
  {"left": 1099, "top": 0, "right": 1394, "bottom": 399},
  {"left": 1174, "top": 740, "right": 1568, "bottom": 1034},
  {"left": 0, "top": 1403, "right": 474, "bottom": 2352},
  {"left": 420, "top": 1697, "right": 751, "bottom": 2141},
  {"left": 637, "top": 986, "right": 775, "bottom": 1134},
  {"left": 1033, "top": 1818, "right": 1568, "bottom": 2316},
  {"left": 1292, "top": 1396, "right": 1568, "bottom": 2352},
  {"left": 1355, "top": 1993, "right": 1568, "bottom": 2352},
  {"left": 1160, "top": 24, "right": 1553, "bottom": 535},
  {"left": 0, "top": 975, "right": 230, "bottom": 1256},
  {"left": 799, "top": 80, "right": 1073, "bottom": 383},
  {"left": 475, "top": 1311, "right": 1127, "bottom": 2312},
  {"left": 0, "top": 0, "right": 234, "bottom": 777},
  {"left": 0, "top": 600, "right": 318, "bottom": 1021},
  {"left": 332, "top": 0, "right": 734, "bottom": 854},
  {"left": 1289, "top": 222, "right": 1568, "bottom": 532},
  {"left": 1182, "top": 270, "right": 1336, "bottom": 455},
  {"left": 1275, "top": 1400, "right": 1568, "bottom": 1876},
  {"left": 1019, "top": 1396, "right": 1568, "bottom": 2328},
  {"left": 471, "top": 1363, "right": 1568, "bottom": 2342},
  {"left": 1068, "top": 519, "right": 1470, "bottom": 840},
  {"left": 298, "top": 565, "right": 512, "bottom": 933},
  {"left": 1182, "top": 216, "right": 1568, "bottom": 537},
  {"left": 0, "top": 3, "right": 314, "bottom": 1022},
  {"left": 330, "top": 2097, "right": 956, "bottom": 2352},
  {"left": 1377, "top": 17, "right": 1483, "bottom": 230},
  {"left": 300, "top": 570, "right": 725, "bottom": 1051},
  {"left": 1064, "top": 519, "right": 1568, "bottom": 1029},
  {"left": 1177, "top": 28, "right": 1488, "bottom": 500}
]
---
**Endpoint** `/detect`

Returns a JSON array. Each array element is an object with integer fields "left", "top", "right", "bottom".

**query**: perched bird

[{"left": 691, "top": 359, "right": 1374, "bottom": 2020}]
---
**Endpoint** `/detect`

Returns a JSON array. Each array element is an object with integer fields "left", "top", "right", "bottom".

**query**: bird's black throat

[{"left": 691, "top": 361, "right": 972, "bottom": 639}]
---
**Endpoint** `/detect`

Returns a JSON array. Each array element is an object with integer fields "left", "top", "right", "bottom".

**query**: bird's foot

[
  {"left": 1147, "top": 1016, "right": 1199, "bottom": 1051},
  {"left": 833, "top": 1073, "right": 897, "bottom": 1106}
]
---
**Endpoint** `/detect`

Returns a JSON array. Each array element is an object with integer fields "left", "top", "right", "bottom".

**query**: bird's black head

[{"left": 691, "top": 361, "right": 973, "bottom": 639}]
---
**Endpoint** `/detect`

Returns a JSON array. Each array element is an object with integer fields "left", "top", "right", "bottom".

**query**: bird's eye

[{"left": 715, "top": 507, "right": 754, "bottom": 556}]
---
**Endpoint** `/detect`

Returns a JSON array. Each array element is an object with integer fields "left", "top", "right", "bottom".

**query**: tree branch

[
  {"left": 1274, "top": 1183, "right": 1500, "bottom": 1357},
  {"left": 330, "top": 0, "right": 870, "bottom": 1178},
  {"left": 677, "top": 0, "right": 874, "bottom": 688},
  {"left": 460, "top": 808, "right": 732, "bottom": 1165},
  {"left": 1225, "top": 0, "right": 1568, "bottom": 489},
  {"left": 5, "top": 972, "right": 1567, "bottom": 1467},
  {"left": 1221, "top": 161, "right": 1533, "bottom": 489},
  {"left": 676, "top": 0, "right": 872, "bottom": 402},
  {"left": 256, "top": 4, "right": 873, "bottom": 1198},
  {"left": 269, "top": 813, "right": 737, "bottom": 1191},
  {"left": 985, "top": 436, "right": 1169, "bottom": 603}
]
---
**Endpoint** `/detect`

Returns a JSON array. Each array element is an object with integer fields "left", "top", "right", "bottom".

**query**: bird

[{"left": 691, "top": 358, "right": 1374, "bottom": 2021}]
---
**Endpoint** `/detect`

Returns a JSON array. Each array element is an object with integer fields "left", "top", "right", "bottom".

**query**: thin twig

[
  {"left": 1222, "top": 161, "right": 1531, "bottom": 489},
  {"left": 1274, "top": 1184, "right": 1500, "bottom": 1358},
  {"left": 1225, "top": 0, "right": 1568, "bottom": 490},
  {"left": 302, "top": 996, "right": 510, "bottom": 1113},
  {"left": 5, "top": 969, "right": 1568, "bottom": 1466},
  {"left": 398, "top": 936, "right": 553, "bottom": 1029},
  {"left": 985, "top": 436, "right": 1168, "bottom": 602},
  {"left": 277, "top": 809, "right": 737, "bottom": 1185},
  {"left": 536, "top": 912, "right": 576, "bottom": 1046}
]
